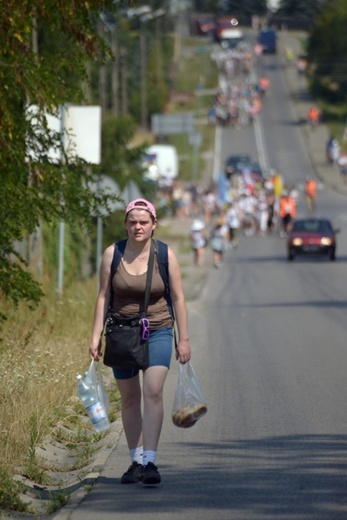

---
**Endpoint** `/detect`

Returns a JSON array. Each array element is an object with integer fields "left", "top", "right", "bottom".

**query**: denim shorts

[{"left": 112, "top": 327, "right": 173, "bottom": 380}]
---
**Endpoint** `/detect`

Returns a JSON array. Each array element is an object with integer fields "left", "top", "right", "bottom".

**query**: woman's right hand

[{"left": 89, "top": 337, "right": 102, "bottom": 361}]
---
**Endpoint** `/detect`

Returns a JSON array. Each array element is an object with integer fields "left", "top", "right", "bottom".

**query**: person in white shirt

[
  {"left": 257, "top": 192, "right": 268, "bottom": 236},
  {"left": 238, "top": 192, "right": 257, "bottom": 236},
  {"left": 189, "top": 220, "right": 207, "bottom": 267},
  {"left": 210, "top": 216, "right": 228, "bottom": 268},
  {"left": 226, "top": 201, "right": 240, "bottom": 248}
]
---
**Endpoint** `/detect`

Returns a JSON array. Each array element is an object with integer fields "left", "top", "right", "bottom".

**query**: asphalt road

[{"left": 54, "top": 31, "right": 347, "bottom": 520}]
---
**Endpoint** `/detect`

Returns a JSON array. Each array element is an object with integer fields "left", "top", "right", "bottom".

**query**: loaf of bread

[{"left": 172, "top": 403, "right": 207, "bottom": 428}]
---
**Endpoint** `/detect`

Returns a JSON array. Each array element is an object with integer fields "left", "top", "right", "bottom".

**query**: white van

[
  {"left": 143, "top": 144, "right": 178, "bottom": 185},
  {"left": 220, "top": 28, "right": 244, "bottom": 49}
]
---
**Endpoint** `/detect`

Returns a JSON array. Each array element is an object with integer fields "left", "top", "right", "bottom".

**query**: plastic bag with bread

[{"left": 171, "top": 361, "right": 207, "bottom": 428}]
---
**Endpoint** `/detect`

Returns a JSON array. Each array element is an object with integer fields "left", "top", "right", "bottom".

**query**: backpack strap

[
  {"left": 109, "top": 239, "right": 174, "bottom": 319},
  {"left": 155, "top": 240, "right": 174, "bottom": 320},
  {"left": 109, "top": 239, "right": 127, "bottom": 310},
  {"left": 155, "top": 240, "right": 177, "bottom": 349},
  {"left": 111, "top": 239, "right": 127, "bottom": 282}
]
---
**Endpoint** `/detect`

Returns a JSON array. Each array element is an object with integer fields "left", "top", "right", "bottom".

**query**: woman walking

[{"left": 88, "top": 198, "right": 191, "bottom": 485}]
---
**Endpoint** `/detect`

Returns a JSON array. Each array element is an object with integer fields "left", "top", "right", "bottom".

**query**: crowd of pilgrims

[
  {"left": 156, "top": 172, "right": 299, "bottom": 269},
  {"left": 155, "top": 39, "right": 304, "bottom": 267},
  {"left": 208, "top": 42, "right": 270, "bottom": 127}
]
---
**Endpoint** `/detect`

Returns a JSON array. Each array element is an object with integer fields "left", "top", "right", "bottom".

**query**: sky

[{"left": 267, "top": 0, "right": 281, "bottom": 11}]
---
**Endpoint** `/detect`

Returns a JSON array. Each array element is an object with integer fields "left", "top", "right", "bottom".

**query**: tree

[
  {"left": 0, "top": 1, "right": 118, "bottom": 320},
  {"left": 101, "top": 114, "right": 145, "bottom": 190},
  {"left": 277, "top": 0, "right": 327, "bottom": 18},
  {"left": 193, "top": 0, "right": 267, "bottom": 16},
  {"left": 193, "top": 0, "right": 219, "bottom": 13},
  {"left": 307, "top": 0, "right": 347, "bottom": 101},
  {"left": 223, "top": 0, "right": 268, "bottom": 17}
]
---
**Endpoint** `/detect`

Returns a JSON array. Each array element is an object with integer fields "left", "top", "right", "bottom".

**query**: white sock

[
  {"left": 143, "top": 450, "right": 157, "bottom": 466},
  {"left": 130, "top": 446, "right": 143, "bottom": 465}
]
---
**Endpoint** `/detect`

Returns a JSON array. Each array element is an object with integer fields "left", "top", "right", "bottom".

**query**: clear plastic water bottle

[
  {"left": 76, "top": 375, "right": 110, "bottom": 433},
  {"left": 84, "top": 371, "right": 96, "bottom": 395}
]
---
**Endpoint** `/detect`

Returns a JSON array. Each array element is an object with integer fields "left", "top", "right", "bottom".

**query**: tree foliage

[
  {"left": 101, "top": 114, "right": 145, "bottom": 189},
  {"left": 222, "top": 0, "right": 268, "bottom": 17},
  {"left": 193, "top": 0, "right": 219, "bottom": 13},
  {"left": 277, "top": 0, "right": 327, "bottom": 18},
  {"left": 193, "top": 0, "right": 267, "bottom": 16},
  {"left": 0, "top": 0, "right": 118, "bottom": 318},
  {"left": 307, "top": 0, "right": 347, "bottom": 101}
]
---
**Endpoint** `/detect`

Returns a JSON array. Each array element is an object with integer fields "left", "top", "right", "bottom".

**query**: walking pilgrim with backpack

[{"left": 88, "top": 198, "right": 191, "bottom": 485}]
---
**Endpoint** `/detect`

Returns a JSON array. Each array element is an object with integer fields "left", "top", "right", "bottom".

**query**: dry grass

[{"left": 0, "top": 276, "right": 104, "bottom": 476}]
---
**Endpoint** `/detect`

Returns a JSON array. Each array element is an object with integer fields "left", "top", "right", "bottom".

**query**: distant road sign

[
  {"left": 194, "top": 88, "right": 218, "bottom": 96},
  {"left": 151, "top": 114, "right": 194, "bottom": 135},
  {"left": 189, "top": 131, "right": 202, "bottom": 148},
  {"left": 89, "top": 175, "right": 122, "bottom": 217}
]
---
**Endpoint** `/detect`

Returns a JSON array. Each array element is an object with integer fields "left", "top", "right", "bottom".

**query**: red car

[
  {"left": 287, "top": 218, "right": 339, "bottom": 261},
  {"left": 214, "top": 16, "right": 239, "bottom": 41}
]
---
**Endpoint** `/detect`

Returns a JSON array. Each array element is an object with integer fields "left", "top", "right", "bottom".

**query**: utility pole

[
  {"left": 140, "top": 20, "right": 147, "bottom": 129},
  {"left": 98, "top": 21, "right": 107, "bottom": 114},
  {"left": 139, "top": 8, "right": 166, "bottom": 130},
  {"left": 120, "top": 47, "right": 128, "bottom": 114},
  {"left": 28, "top": 13, "right": 43, "bottom": 280},
  {"left": 99, "top": 13, "right": 120, "bottom": 117},
  {"left": 155, "top": 16, "right": 163, "bottom": 85},
  {"left": 111, "top": 31, "right": 119, "bottom": 117}
]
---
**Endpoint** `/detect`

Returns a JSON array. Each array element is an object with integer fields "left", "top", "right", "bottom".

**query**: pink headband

[{"left": 125, "top": 198, "right": 156, "bottom": 219}]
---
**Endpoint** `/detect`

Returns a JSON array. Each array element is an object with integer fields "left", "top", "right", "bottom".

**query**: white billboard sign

[
  {"left": 65, "top": 106, "right": 101, "bottom": 164},
  {"left": 27, "top": 105, "right": 101, "bottom": 165}
]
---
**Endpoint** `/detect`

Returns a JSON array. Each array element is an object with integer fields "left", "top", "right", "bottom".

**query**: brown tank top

[{"left": 111, "top": 255, "right": 173, "bottom": 330}]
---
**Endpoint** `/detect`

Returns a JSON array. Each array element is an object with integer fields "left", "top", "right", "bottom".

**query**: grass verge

[{"left": 0, "top": 276, "right": 119, "bottom": 513}]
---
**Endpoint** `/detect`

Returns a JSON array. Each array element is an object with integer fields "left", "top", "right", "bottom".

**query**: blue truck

[{"left": 259, "top": 28, "right": 277, "bottom": 53}]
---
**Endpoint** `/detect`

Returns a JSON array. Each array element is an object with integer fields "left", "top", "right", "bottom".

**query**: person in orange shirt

[
  {"left": 304, "top": 176, "right": 317, "bottom": 213},
  {"left": 279, "top": 190, "right": 296, "bottom": 236},
  {"left": 259, "top": 75, "right": 270, "bottom": 97},
  {"left": 307, "top": 107, "right": 320, "bottom": 128}
]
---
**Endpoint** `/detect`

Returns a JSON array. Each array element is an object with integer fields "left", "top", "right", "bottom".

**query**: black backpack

[{"left": 110, "top": 239, "right": 174, "bottom": 319}]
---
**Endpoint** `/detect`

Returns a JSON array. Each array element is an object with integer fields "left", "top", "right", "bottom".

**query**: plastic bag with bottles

[{"left": 77, "top": 360, "right": 110, "bottom": 433}]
